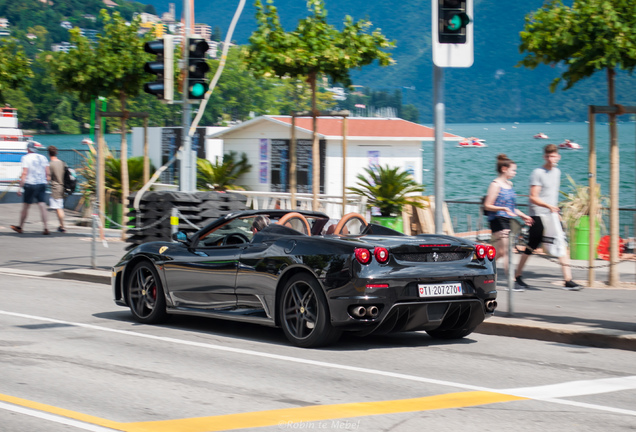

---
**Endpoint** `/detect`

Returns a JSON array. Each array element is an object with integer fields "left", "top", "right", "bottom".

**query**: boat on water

[
  {"left": 457, "top": 137, "right": 487, "bottom": 148},
  {"left": 559, "top": 139, "right": 581, "bottom": 150},
  {"left": 533, "top": 132, "right": 549, "bottom": 139},
  {"left": 0, "top": 106, "right": 37, "bottom": 184}
]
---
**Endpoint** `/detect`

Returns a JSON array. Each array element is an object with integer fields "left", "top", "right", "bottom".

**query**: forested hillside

[{"left": 144, "top": 0, "right": 636, "bottom": 123}]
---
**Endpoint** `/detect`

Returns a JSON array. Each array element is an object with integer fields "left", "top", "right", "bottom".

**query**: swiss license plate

[{"left": 418, "top": 282, "right": 462, "bottom": 298}]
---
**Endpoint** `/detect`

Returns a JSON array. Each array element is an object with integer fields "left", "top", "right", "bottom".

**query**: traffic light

[
  {"left": 432, "top": 0, "right": 473, "bottom": 68},
  {"left": 143, "top": 35, "right": 174, "bottom": 102},
  {"left": 438, "top": 0, "right": 470, "bottom": 44},
  {"left": 186, "top": 38, "right": 210, "bottom": 101}
]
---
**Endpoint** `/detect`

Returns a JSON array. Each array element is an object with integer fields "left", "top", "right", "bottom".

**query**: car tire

[
  {"left": 426, "top": 326, "right": 476, "bottom": 340},
  {"left": 127, "top": 261, "right": 169, "bottom": 324},
  {"left": 279, "top": 274, "right": 341, "bottom": 348}
]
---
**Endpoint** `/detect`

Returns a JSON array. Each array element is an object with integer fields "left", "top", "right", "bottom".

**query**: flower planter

[{"left": 370, "top": 215, "right": 403, "bottom": 233}]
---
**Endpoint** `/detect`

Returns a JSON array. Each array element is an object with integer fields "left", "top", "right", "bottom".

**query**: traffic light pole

[
  {"left": 180, "top": 0, "right": 194, "bottom": 192},
  {"left": 433, "top": 65, "right": 445, "bottom": 235}
]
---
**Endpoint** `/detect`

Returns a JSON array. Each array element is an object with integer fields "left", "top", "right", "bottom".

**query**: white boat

[
  {"left": 0, "top": 106, "right": 36, "bottom": 183},
  {"left": 457, "top": 137, "right": 487, "bottom": 148},
  {"left": 533, "top": 132, "right": 549, "bottom": 139},
  {"left": 559, "top": 139, "right": 581, "bottom": 150}
]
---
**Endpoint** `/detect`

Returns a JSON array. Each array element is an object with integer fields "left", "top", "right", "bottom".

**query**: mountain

[{"left": 141, "top": 0, "right": 636, "bottom": 123}]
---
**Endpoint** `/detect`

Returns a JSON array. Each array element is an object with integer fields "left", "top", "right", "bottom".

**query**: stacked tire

[{"left": 125, "top": 191, "right": 247, "bottom": 250}]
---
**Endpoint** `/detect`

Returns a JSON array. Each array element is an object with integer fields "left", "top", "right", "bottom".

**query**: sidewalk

[{"left": 1, "top": 202, "right": 635, "bottom": 351}]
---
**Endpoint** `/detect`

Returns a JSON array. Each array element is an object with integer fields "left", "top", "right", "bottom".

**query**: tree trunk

[
  {"left": 607, "top": 68, "right": 619, "bottom": 286},
  {"left": 120, "top": 93, "right": 129, "bottom": 241},
  {"left": 309, "top": 71, "right": 319, "bottom": 211}
]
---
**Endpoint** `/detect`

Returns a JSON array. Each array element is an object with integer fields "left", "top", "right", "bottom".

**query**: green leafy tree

[
  {"left": 196, "top": 152, "right": 252, "bottom": 191},
  {"left": 244, "top": 0, "right": 394, "bottom": 208},
  {"left": 49, "top": 9, "right": 152, "bottom": 228},
  {"left": 0, "top": 41, "right": 33, "bottom": 103},
  {"left": 347, "top": 165, "right": 425, "bottom": 217},
  {"left": 518, "top": 0, "right": 636, "bottom": 285}
]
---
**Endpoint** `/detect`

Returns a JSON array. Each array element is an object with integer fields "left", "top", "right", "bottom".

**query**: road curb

[
  {"left": 48, "top": 269, "right": 112, "bottom": 285},
  {"left": 0, "top": 267, "right": 111, "bottom": 285},
  {"left": 476, "top": 317, "right": 636, "bottom": 352}
]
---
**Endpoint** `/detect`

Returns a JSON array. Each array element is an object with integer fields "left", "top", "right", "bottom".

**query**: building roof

[{"left": 208, "top": 115, "right": 462, "bottom": 141}]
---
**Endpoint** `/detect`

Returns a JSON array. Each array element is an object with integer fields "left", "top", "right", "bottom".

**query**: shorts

[
  {"left": 525, "top": 216, "right": 544, "bottom": 255},
  {"left": 23, "top": 184, "right": 47, "bottom": 204},
  {"left": 50, "top": 197, "right": 64, "bottom": 209},
  {"left": 489, "top": 216, "right": 511, "bottom": 233}
]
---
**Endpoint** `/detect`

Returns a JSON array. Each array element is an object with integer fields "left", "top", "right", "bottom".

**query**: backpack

[
  {"left": 63, "top": 165, "right": 77, "bottom": 197},
  {"left": 481, "top": 195, "right": 492, "bottom": 217}
]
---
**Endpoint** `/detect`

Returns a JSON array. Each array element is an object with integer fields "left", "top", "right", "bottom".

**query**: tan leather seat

[
  {"left": 334, "top": 213, "right": 368, "bottom": 235},
  {"left": 276, "top": 212, "right": 311, "bottom": 236}
]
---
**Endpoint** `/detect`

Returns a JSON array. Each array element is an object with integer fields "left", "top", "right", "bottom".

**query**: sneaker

[
  {"left": 10, "top": 225, "right": 22, "bottom": 234},
  {"left": 43, "top": 229, "right": 50, "bottom": 235},
  {"left": 563, "top": 280, "right": 582, "bottom": 291},
  {"left": 57, "top": 226, "right": 66, "bottom": 233},
  {"left": 515, "top": 276, "right": 530, "bottom": 291}
]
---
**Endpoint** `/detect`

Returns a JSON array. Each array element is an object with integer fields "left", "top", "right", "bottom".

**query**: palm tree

[
  {"left": 348, "top": 165, "right": 425, "bottom": 217},
  {"left": 197, "top": 152, "right": 252, "bottom": 191}
]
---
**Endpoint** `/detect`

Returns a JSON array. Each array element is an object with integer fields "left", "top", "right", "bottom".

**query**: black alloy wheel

[
  {"left": 279, "top": 274, "right": 341, "bottom": 348},
  {"left": 127, "top": 261, "right": 168, "bottom": 324}
]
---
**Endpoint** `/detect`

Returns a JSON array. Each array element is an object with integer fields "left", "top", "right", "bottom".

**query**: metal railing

[{"left": 445, "top": 197, "right": 635, "bottom": 241}]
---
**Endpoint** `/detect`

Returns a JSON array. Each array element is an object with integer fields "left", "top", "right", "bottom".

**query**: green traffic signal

[
  {"left": 448, "top": 14, "right": 461, "bottom": 31},
  {"left": 189, "top": 82, "right": 207, "bottom": 98},
  {"left": 446, "top": 13, "right": 470, "bottom": 32}
]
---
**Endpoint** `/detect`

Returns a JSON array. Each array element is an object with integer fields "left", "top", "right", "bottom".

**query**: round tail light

[
  {"left": 486, "top": 245, "right": 496, "bottom": 260},
  {"left": 475, "top": 244, "right": 487, "bottom": 259},
  {"left": 374, "top": 247, "right": 389, "bottom": 263},
  {"left": 354, "top": 248, "right": 372, "bottom": 264}
]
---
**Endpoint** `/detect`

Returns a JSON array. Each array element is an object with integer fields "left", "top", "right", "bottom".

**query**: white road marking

[
  {"left": 0, "top": 401, "right": 117, "bottom": 432},
  {"left": 2, "top": 309, "right": 636, "bottom": 419},
  {"left": 503, "top": 376, "right": 636, "bottom": 399}
]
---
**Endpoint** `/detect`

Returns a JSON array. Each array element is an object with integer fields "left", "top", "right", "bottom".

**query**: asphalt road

[{"left": 1, "top": 273, "right": 635, "bottom": 432}]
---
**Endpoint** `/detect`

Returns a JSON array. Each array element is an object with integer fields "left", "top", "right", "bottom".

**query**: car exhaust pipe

[
  {"left": 366, "top": 305, "right": 379, "bottom": 318},
  {"left": 350, "top": 306, "right": 366, "bottom": 318},
  {"left": 485, "top": 300, "right": 497, "bottom": 312}
]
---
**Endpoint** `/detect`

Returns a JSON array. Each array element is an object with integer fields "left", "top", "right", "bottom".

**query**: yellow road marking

[
  {"left": 0, "top": 390, "right": 527, "bottom": 432},
  {"left": 125, "top": 391, "right": 526, "bottom": 432},
  {"left": 0, "top": 393, "right": 125, "bottom": 430}
]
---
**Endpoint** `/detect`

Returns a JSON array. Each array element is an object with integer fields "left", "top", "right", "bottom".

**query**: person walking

[
  {"left": 11, "top": 141, "right": 51, "bottom": 235},
  {"left": 483, "top": 154, "right": 533, "bottom": 290},
  {"left": 514, "top": 144, "right": 582, "bottom": 291},
  {"left": 47, "top": 145, "right": 66, "bottom": 233}
]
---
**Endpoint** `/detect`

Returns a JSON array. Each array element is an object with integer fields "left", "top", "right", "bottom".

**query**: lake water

[
  {"left": 423, "top": 122, "right": 636, "bottom": 208},
  {"left": 33, "top": 121, "right": 636, "bottom": 208}
]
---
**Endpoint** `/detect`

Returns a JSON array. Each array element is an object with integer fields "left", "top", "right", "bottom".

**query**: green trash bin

[{"left": 569, "top": 216, "right": 600, "bottom": 260}]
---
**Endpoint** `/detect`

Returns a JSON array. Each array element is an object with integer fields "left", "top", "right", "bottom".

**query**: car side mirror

[{"left": 172, "top": 231, "right": 189, "bottom": 244}]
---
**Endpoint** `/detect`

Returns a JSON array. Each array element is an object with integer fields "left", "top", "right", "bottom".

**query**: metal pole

[
  {"left": 588, "top": 105, "right": 596, "bottom": 286},
  {"left": 180, "top": 0, "right": 193, "bottom": 192},
  {"left": 433, "top": 65, "right": 445, "bottom": 234},
  {"left": 171, "top": 207, "right": 179, "bottom": 240},
  {"left": 91, "top": 203, "right": 97, "bottom": 269},
  {"left": 143, "top": 116, "right": 149, "bottom": 184},
  {"left": 508, "top": 229, "right": 514, "bottom": 315},
  {"left": 342, "top": 115, "right": 348, "bottom": 216},
  {"left": 96, "top": 102, "right": 105, "bottom": 238}
]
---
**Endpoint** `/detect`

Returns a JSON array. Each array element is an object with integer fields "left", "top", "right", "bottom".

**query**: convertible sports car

[{"left": 112, "top": 210, "right": 498, "bottom": 347}]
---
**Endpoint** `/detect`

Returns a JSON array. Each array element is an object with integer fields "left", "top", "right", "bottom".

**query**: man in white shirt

[
  {"left": 10, "top": 141, "right": 51, "bottom": 235},
  {"left": 514, "top": 144, "right": 582, "bottom": 291}
]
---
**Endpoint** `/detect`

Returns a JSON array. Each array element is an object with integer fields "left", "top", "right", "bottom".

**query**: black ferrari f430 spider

[{"left": 112, "top": 210, "right": 498, "bottom": 347}]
